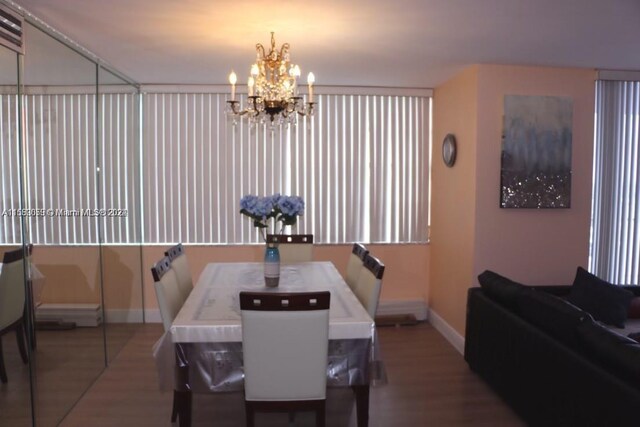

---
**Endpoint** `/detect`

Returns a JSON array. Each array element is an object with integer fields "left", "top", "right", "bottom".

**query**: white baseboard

[
  {"left": 377, "top": 299, "right": 428, "bottom": 321},
  {"left": 144, "top": 309, "right": 162, "bottom": 323},
  {"left": 428, "top": 308, "right": 465, "bottom": 355}
]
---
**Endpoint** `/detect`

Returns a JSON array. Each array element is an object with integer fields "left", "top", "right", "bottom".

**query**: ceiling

[{"left": 11, "top": 0, "right": 640, "bottom": 88}]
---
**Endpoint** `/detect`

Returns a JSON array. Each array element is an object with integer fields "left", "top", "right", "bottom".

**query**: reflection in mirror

[
  {"left": 20, "top": 21, "right": 105, "bottom": 426},
  {"left": 97, "top": 67, "right": 143, "bottom": 362},
  {"left": 0, "top": 42, "right": 33, "bottom": 427},
  {"left": 0, "top": 8, "right": 142, "bottom": 425}
]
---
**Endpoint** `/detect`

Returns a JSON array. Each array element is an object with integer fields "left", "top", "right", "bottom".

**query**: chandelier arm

[
  {"left": 255, "top": 43, "right": 266, "bottom": 59},
  {"left": 279, "top": 43, "right": 290, "bottom": 60},
  {"left": 227, "top": 100, "right": 240, "bottom": 114},
  {"left": 298, "top": 102, "right": 315, "bottom": 117}
]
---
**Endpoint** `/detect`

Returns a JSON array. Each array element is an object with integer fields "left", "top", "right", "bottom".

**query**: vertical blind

[
  {"left": 590, "top": 80, "right": 640, "bottom": 285},
  {"left": 0, "top": 91, "right": 140, "bottom": 244},
  {"left": 0, "top": 92, "right": 21, "bottom": 243},
  {"left": 144, "top": 92, "right": 430, "bottom": 244},
  {"left": 1, "top": 90, "right": 430, "bottom": 245}
]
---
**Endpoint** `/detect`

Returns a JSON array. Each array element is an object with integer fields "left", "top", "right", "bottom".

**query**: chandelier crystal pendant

[{"left": 227, "top": 32, "right": 315, "bottom": 126}]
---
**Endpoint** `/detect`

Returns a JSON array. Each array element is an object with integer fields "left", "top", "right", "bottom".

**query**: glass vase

[{"left": 264, "top": 245, "right": 280, "bottom": 287}]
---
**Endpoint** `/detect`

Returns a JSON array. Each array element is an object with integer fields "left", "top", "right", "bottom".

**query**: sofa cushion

[
  {"left": 577, "top": 320, "right": 640, "bottom": 384},
  {"left": 478, "top": 270, "right": 525, "bottom": 311},
  {"left": 567, "top": 267, "right": 634, "bottom": 328},
  {"left": 517, "top": 288, "right": 593, "bottom": 348}
]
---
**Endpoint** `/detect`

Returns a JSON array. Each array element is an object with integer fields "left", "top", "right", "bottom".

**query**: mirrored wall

[{"left": 0, "top": 5, "right": 143, "bottom": 426}]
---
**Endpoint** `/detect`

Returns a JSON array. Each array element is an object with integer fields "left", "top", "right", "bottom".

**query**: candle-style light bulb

[
  {"left": 307, "top": 72, "right": 315, "bottom": 102},
  {"left": 229, "top": 71, "right": 237, "bottom": 101},
  {"left": 250, "top": 64, "right": 259, "bottom": 77},
  {"left": 248, "top": 76, "right": 255, "bottom": 97}
]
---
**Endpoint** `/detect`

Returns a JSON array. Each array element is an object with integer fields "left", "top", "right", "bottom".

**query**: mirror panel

[
  {"left": 0, "top": 7, "right": 142, "bottom": 426},
  {"left": 22, "top": 21, "right": 104, "bottom": 427},
  {"left": 0, "top": 43, "right": 34, "bottom": 427},
  {"left": 98, "top": 66, "right": 143, "bottom": 362}
]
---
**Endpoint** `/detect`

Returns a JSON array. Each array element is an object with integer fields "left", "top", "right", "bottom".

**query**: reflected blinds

[
  {"left": 144, "top": 93, "right": 430, "bottom": 244},
  {"left": 591, "top": 80, "right": 640, "bottom": 285},
  {"left": 0, "top": 92, "right": 139, "bottom": 244}
]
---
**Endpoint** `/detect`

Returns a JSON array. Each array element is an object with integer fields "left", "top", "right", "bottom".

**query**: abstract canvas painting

[{"left": 500, "top": 95, "right": 573, "bottom": 208}]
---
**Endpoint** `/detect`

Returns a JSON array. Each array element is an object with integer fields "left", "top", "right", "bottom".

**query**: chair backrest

[
  {"left": 266, "top": 234, "right": 314, "bottom": 263},
  {"left": 353, "top": 254, "right": 385, "bottom": 319},
  {"left": 151, "top": 256, "right": 182, "bottom": 332},
  {"left": 0, "top": 247, "right": 27, "bottom": 330},
  {"left": 165, "top": 243, "right": 193, "bottom": 302},
  {"left": 345, "top": 243, "right": 369, "bottom": 290},
  {"left": 240, "top": 291, "right": 330, "bottom": 401}
]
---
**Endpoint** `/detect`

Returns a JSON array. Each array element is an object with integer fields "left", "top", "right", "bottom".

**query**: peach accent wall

[
  {"left": 473, "top": 65, "right": 596, "bottom": 283},
  {"left": 429, "top": 66, "right": 479, "bottom": 334},
  {"left": 429, "top": 64, "right": 596, "bottom": 335},
  {"left": 2, "top": 243, "right": 428, "bottom": 313},
  {"left": 0, "top": 245, "right": 144, "bottom": 310}
]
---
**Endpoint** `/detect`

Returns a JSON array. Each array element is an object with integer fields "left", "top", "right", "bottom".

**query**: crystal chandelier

[{"left": 227, "top": 32, "right": 315, "bottom": 126}]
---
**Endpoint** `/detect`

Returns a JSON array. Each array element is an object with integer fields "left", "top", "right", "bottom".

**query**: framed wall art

[{"left": 500, "top": 95, "right": 573, "bottom": 209}]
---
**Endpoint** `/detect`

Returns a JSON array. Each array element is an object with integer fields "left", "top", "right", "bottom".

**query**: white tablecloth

[
  {"left": 170, "top": 261, "right": 375, "bottom": 343},
  {"left": 154, "top": 261, "right": 385, "bottom": 392}
]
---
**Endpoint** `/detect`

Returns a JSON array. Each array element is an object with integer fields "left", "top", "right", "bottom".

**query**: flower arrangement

[{"left": 239, "top": 194, "right": 305, "bottom": 241}]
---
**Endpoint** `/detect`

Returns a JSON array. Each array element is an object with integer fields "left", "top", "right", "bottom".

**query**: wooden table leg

[
  {"left": 176, "top": 390, "right": 192, "bottom": 427},
  {"left": 352, "top": 385, "right": 370, "bottom": 427},
  {"left": 174, "top": 344, "right": 192, "bottom": 427}
]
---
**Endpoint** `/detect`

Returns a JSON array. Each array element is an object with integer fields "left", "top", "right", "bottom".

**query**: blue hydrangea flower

[
  {"left": 269, "top": 193, "right": 282, "bottom": 207},
  {"left": 254, "top": 196, "right": 275, "bottom": 220},
  {"left": 279, "top": 195, "right": 304, "bottom": 216},
  {"left": 239, "top": 194, "right": 259, "bottom": 215},
  {"left": 240, "top": 193, "right": 305, "bottom": 238}
]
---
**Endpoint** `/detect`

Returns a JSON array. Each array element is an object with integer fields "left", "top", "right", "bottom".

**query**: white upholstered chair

[
  {"left": 266, "top": 234, "right": 314, "bottom": 263},
  {"left": 353, "top": 254, "right": 385, "bottom": 319},
  {"left": 345, "top": 243, "right": 369, "bottom": 291},
  {"left": 0, "top": 247, "right": 30, "bottom": 383},
  {"left": 151, "top": 256, "right": 184, "bottom": 422},
  {"left": 165, "top": 243, "right": 193, "bottom": 303},
  {"left": 240, "top": 291, "right": 330, "bottom": 427}
]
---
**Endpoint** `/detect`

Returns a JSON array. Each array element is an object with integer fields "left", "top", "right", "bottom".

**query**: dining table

[{"left": 153, "top": 261, "right": 385, "bottom": 427}]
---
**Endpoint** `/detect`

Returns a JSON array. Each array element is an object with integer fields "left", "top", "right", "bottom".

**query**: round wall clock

[{"left": 442, "top": 133, "right": 457, "bottom": 167}]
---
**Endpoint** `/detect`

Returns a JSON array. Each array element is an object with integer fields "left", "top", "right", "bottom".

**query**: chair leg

[
  {"left": 0, "top": 337, "right": 7, "bottom": 383},
  {"left": 316, "top": 401, "right": 326, "bottom": 427},
  {"left": 16, "top": 322, "right": 28, "bottom": 364},
  {"left": 245, "top": 401, "right": 255, "bottom": 427},
  {"left": 171, "top": 390, "right": 178, "bottom": 422}
]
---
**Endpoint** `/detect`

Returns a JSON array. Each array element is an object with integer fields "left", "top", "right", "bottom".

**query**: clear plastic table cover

[{"left": 153, "top": 262, "right": 386, "bottom": 392}]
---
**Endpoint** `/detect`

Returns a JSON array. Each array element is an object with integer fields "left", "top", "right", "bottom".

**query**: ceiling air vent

[{"left": 0, "top": 5, "right": 23, "bottom": 54}]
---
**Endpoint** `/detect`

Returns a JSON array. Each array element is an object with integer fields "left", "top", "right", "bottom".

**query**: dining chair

[
  {"left": 164, "top": 243, "right": 193, "bottom": 303},
  {"left": 352, "top": 254, "right": 385, "bottom": 319},
  {"left": 151, "top": 256, "right": 183, "bottom": 422},
  {"left": 0, "top": 247, "right": 30, "bottom": 383},
  {"left": 345, "top": 243, "right": 369, "bottom": 291},
  {"left": 240, "top": 291, "right": 331, "bottom": 427},
  {"left": 266, "top": 234, "right": 314, "bottom": 263}
]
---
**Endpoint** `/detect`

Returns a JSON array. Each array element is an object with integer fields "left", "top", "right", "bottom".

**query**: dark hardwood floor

[
  {"left": 0, "top": 324, "right": 140, "bottom": 427},
  {"left": 59, "top": 322, "right": 524, "bottom": 427}
]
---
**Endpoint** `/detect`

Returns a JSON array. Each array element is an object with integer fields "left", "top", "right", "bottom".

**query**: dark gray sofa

[{"left": 465, "top": 271, "right": 640, "bottom": 427}]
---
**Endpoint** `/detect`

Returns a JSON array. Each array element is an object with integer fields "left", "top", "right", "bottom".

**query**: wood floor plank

[{"left": 59, "top": 323, "right": 523, "bottom": 427}]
